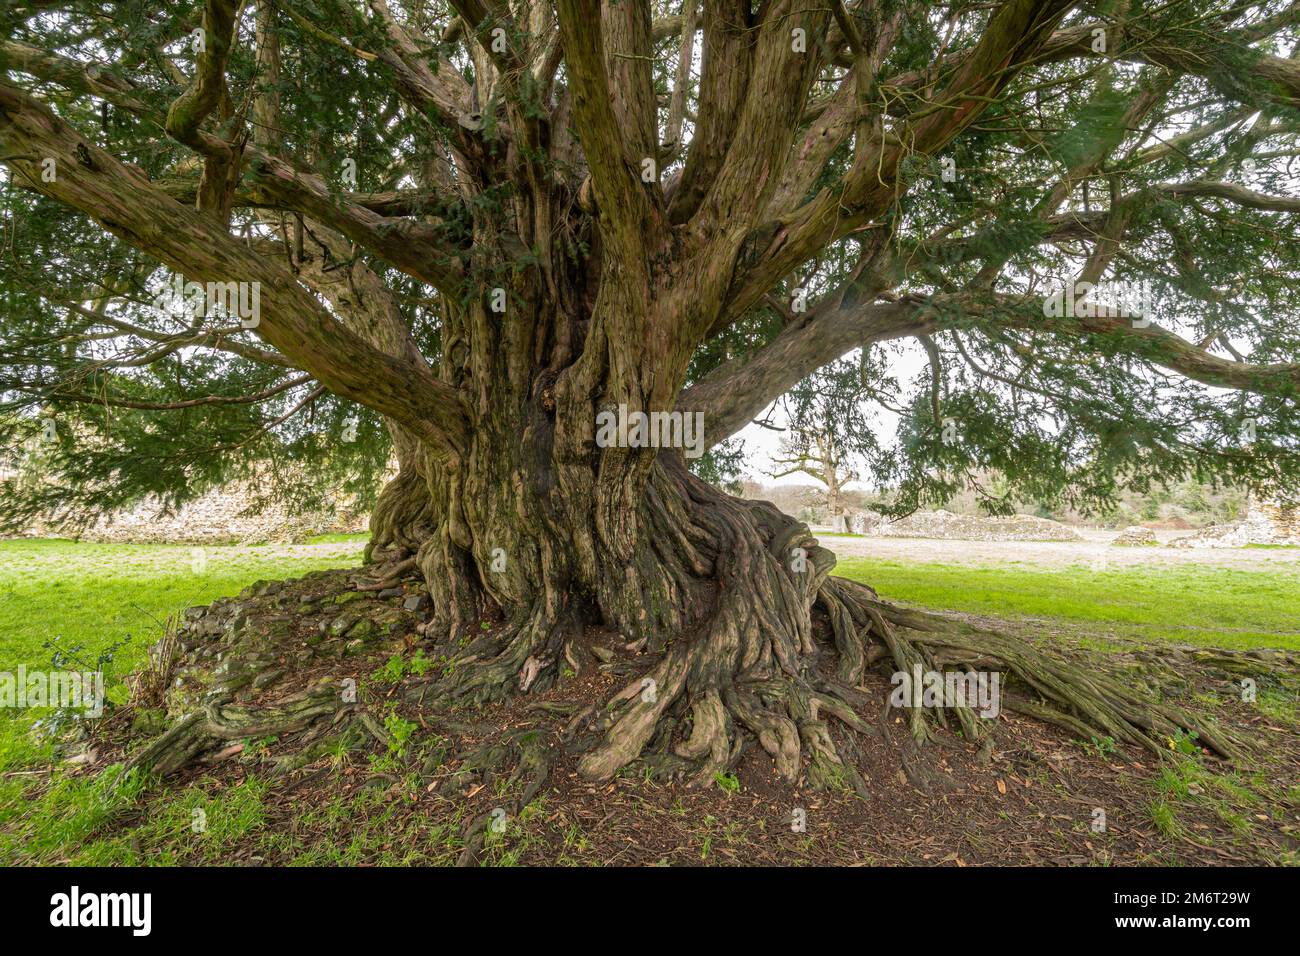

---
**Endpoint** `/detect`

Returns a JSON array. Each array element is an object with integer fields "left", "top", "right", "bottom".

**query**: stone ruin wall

[
  {"left": 17, "top": 483, "right": 369, "bottom": 545},
  {"left": 1252, "top": 501, "right": 1300, "bottom": 542}
]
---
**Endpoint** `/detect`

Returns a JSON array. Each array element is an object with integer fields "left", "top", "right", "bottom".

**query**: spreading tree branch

[{"left": 0, "top": 81, "right": 471, "bottom": 453}]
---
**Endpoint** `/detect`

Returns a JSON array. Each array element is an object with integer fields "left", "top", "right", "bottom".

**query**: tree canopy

[{"left": 2, "top": 0, "right": 1299, "bottom": 527}]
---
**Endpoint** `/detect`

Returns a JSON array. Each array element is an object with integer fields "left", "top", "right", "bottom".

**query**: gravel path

[{"left": 821, "top": 528, "right": 1300, "bottom": 571}]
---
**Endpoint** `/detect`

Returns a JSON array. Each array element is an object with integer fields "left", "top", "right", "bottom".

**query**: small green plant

[
  {"left": 1149, "top": 798, "right": 1180, "bottom": 837},
  {"left": 323, "top": 738, "right": 350, "bottom": 767},
  {"left": 383, "top": 713, "right": 418, "bottom": 757},
  {"left": 1079, "top": 735, "right": 1117, "bottom": 758},
  {"left": 1155, "top": 764, "right": 1191, "bottom": 800},
  {"left": 368, "top": 711, "right": 419, "bottom": 772},
  {"left": 1169, "top": 728, "right": 1200, "bottom": 756},
  {"left": 713, "top": 771, "right": 740, "bottom": 794},
  {"left": 371, "top": 654, "right": 407, "bottom": 685},
  {"left": 409, "top": 649, "right": 436, "bottom": 677},
  {"left": 35, "top": 634, "right": 133, "bottom": 737}
]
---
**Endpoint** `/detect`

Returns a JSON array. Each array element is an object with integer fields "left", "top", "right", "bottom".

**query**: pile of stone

[
  {"left": 151, "top": 571, "right": 427, "bottom": 715},
  {"left": 1111, "top": 526, "right": 1159, "bottom": 547},
  {"left": 864, "top": 509, "right": 1082, "bottom": 542}
]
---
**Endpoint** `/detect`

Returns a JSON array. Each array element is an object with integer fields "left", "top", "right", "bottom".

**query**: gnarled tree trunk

[{"left": 350, "top": 272, "right": 1239, "bottom": 787}]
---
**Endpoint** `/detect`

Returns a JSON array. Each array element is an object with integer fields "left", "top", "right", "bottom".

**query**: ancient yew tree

[{"left": 2, "top": 0, "right": 1299, "bottom": 785}]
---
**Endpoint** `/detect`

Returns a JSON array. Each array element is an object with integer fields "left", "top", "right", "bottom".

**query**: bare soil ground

[
  {"left": 250, "top": 661, "right": 1296, "bottom": 866},
  {"left": 92, "top": 668, "right": 1296, "bottom": 866}
]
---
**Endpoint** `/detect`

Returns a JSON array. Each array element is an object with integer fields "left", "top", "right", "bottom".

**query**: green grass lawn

[
  {"left": 0, "top": 537, "right": 368, "bottom": 863},
  {"left": 835, "top": 556, "right": 1300, "bottom": 650},
  {"left": 0, "top": 537, "right": 367, "bottom": 677},
  {"left": 0, "top": 538, "right": 367, "bottom": 781}
]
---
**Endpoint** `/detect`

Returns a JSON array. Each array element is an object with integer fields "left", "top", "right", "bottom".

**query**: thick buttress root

[
  {"left": 566, "top": 460, "right": 1255, "bottom": 788},
  {"left": 821, "top": 578, "right": 1247, "bottom": 759},
  {"left": 575, "top": 569, "right": 1253, "bottom": 790},
  {"left": 573, "top": 459, "right": 846, "bottom": 786}
]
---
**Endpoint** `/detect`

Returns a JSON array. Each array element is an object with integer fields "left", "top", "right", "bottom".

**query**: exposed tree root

[
  {"left": 563, "top": 460, "right": 1257, "bottom": 787},
  {"left": 823, "top": 579, "right": 1249, "bottom": 760},
  {"left": 569, "top": 568, "right": 1254, "bottom": 791},
  {"left": 410, "top": 599, "right": 582, "bottom": 708},
  {"left": 123, "top": 683, "right": 346, "bottom": 778},
  {"left": 356, "top": 556, "right": 418, "bottom": 591}
]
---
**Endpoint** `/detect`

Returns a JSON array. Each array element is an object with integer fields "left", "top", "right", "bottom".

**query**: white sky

[{"left": 729, "top": 340, "right": 930, "bottom": 489}]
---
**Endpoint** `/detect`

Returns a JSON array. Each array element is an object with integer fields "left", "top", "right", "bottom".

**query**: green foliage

[
  {"left": 2, "top": 0, "right": 1299, "bottom": 525},
  {"left": 689, "top": 438, "right": 747, "bottom": 494},
  {"left": 1169, "top": 728, "right": 1202, "bottom": 756},
  {"left": 1078, "top": 735, "right": 1118, "bottom": 759},
  {"left": 712, "top": 771, "right": 740, "bottom": 794},
  {"left": 382, "top": 713, "right": 418, "bottom": 757},
  {"left": 371, "top": 654, "right": 408, "bottom": 685},
  {"left": 408, "top": 649, "right": 436, "bottom": 677}
]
